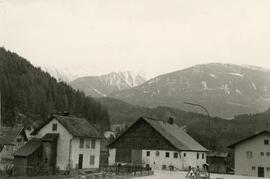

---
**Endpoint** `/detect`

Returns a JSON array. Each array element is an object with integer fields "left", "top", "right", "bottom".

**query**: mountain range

[
  {"left": 44, "top": 63, "right": 270, "bottom": 118},
  {"left": 108, "top": 63, "right": 270, "bottom": 118},
  {"left": 69, "top": 71, "right": 146, "bottom": 97}
]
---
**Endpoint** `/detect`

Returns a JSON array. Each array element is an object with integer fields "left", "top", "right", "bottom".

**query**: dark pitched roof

[
  {"left": 228, "top": 130, "right": 270, "bottom": 148},
  {"left": 31, "top": 115, "right": 101, "bottom": 138},
  {"left": 13, "top": 138, "right": 42, "bottom": 157},
  {"left": 42, "top": 133, "right": 59, "bottom": 142},
  {"left": 108, "top": 116, "right": 208, "bottom": 152},
  {"left": 0, "top": 127, "right": 25, "bottom": 145}
]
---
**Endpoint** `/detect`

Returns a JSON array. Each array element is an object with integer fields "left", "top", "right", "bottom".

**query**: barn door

[
  {"left": 131, "top": 149, "right": 142, "bottom": 164},
  {"left": 258, "top": 167, "right": 264, "bottom": 177}
]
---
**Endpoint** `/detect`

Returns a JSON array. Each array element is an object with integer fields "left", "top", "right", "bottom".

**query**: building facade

[
  {"left": 228, "top": 130, "right": 270, "bottom": 178},
  {"left": 0, "top": 127, "right": 28, "bottom": 170},
  {"left": 108, "top": 116, "right": 207, "bottom": 171},
  {"left": 30, "top": 115, "right": 101, "bottom": 171}
]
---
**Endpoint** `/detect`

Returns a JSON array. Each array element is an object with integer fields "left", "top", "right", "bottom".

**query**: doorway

[
  {"left": 78, "top": 154, "right": 83, "bottom": 169},
  {"left": 258, "top": 167, "right": 264, "bottom": 177}
]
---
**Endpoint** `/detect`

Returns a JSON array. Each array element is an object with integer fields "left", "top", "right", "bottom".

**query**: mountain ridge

[
  {"left": 109, "top": 63, "right": 270, "bottom": 118},
  {"left": 69, "top": 71, "right": 146, "bottom": 97}
]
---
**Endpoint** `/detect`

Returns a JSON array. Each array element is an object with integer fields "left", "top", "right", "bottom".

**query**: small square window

[
  {"left": 252, "top": 166, "right": 256, "bottom": 170},
  {"left": 267, "top": 152, "right": 270, "bottom": 156},
  {"left": 173, "top": 152, "right": 178, "bottom": 158},
  {"left": 146, "top": 151, "right": 150, "bottom": 156},
  {"left": 247, "top": 151, "right": 253, "bottom": 159},
  {"left": 165, "top": 152, "right": 170, "bottom": 158},
  {"left": 86, "top": 139, "right": 90, "bottom": 148},
  {"left": 267, "top": 167, "right": 270, "bottom": 171},
  {"left": 155, "top": 151, "right": 160, "bottom": 157},
  {"left": 52, "top": 124, "right": 57, "bottom": 131},
  {"left": 90, "top": 155, "right": 95, "bottom": 165},
  {"left": 261, "top": 152, "right": 265, "bottom": 156},
  {"left": 265, "top": 140, "right": 269, "bottom": 145},
  {"left": 91, "top": 139, "right": 96, "bottom": 149}
]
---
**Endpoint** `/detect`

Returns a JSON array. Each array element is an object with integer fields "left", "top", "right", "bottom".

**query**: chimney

[
  {"left": 62, "top": 111, "right": 70, "bottom": 116},
  {"left": 167, "top": 116, "right": 174, "bottom": 125}
]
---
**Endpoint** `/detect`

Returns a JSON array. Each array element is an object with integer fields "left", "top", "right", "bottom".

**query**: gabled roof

[
  {"left": 31, "top": 115, "right": 101, "bottom": 138},
  {"left": 228, "top": 130, "right": 270, "bottom": 148},
  {"left": 108, "top": 116, "right": 208, "bottom": 152},
  {"left": 0, "top": 127, "right": 26, "bottom": 146},
  {"left": 13, "top": 138, "right": 42, "bottom": 157}
]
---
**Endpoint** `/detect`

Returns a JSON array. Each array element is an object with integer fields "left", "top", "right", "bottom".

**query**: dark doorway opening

[
  {"left": 258, "top": 167, "right": 264, "bottom": 177},
  {"left": 78, "top": 154, "right": 83, "bottom": 169}
]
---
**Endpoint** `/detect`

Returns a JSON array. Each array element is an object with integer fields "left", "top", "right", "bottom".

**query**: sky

[{"left": 1, "top": 0, "right": 270, "bottom": 78}]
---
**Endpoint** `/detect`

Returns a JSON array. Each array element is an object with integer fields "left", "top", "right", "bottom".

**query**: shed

[{"left": 13, "top": 138, "right": 43, "bottom": 176}]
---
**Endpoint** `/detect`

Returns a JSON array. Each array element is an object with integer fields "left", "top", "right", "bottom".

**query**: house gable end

[{"left": 109, "top": 117, "right": 178, "bottom": 151}]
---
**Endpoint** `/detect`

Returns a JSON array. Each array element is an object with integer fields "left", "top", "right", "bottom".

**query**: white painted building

[
  {"left": 228, "top": 130, "right": 270, "bottom": 178},
  {"left": 108, "top": 116, "right": 207, "bottom": 171},
  {"left": 31, "top": 115, "right": 101, "bottom": 170}
]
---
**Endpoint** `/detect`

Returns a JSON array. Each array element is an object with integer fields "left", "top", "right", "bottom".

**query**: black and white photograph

[{"left": 1, "top": 0, "right": 270, "bottom": 178}]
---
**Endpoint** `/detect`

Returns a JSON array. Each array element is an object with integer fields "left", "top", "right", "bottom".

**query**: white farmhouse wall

[
  {"left": 141, "top": 150, "right": 206, "bottom": 170},
  {"left": 142, "top": 150, "right": 181, "bottom": 170},
  {"left": 108, "top": 149, "right": 116, "bottom": 166},
  {"left": 180, "top": 151, "right": 206, "bottom": 170},
  {"left": 34, "top": 119, "right": 73, "bottom": 170},
  {"left": 234, "top": 134, "right": 270, "bottom": 177},
  {"left": 71, "top": 138, "right": 100, "bottom": 169}
]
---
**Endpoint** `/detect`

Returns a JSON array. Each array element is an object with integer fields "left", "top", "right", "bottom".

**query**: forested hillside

[
  {"left": 98, "top": 97, "right": 270, "bottom": 151},
  {"left": 0, "top": 47, "right": 110, "bottom": 130}
]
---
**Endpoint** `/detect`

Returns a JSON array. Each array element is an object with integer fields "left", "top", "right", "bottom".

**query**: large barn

[{"left": 107, "top": 116, "right": 208, "bottom": 171}]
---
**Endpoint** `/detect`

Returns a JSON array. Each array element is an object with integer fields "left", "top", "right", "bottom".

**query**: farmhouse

[
  {"left": 0, "top": 127, "right": 27, "bottom": 170},
  {"left": 14, "top": 114, "right": 101, "bottom": 173},
  {"left": 228, "top": 130, "right": 270, "bottom": 178},
  {"left": 108, "top": 116, "right": 208, "bottom": 171}
]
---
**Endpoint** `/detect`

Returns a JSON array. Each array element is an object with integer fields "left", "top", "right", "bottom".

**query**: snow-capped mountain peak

[{"left": 69, "top": 71, "right": 146, "bottom": 97}]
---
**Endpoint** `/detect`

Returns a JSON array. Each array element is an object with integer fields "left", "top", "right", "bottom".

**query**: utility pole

[
  {"left": 184, "top": 102, "right": 211, "bottom": 150},
  {"left": 184, "top": 102, "right": 211, "bottom": 179}
]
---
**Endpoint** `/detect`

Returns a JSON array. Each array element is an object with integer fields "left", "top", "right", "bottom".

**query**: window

[
  {"left": 146, "top": 151, "right": 150, "bottom": 156},
  {"left": 267, "top": 167, "right": 270, "bottom": 172},
  {"left": 174, "top": 152, "right": 178, "bottom": 159},
  {"left": 261, "top": 152, "right": 265, "bottom": 156},
  {"left": 252, "top": 166, "right": 256, "bottom": 170},
  {"left": 197, "top": 153, "right": 199, "bottom": 159},
  {"left": 202, "top": 153, "right": 205, "bottom": 159},
  {"left": 86, "top": 139, "right": 90, "bottom": 148},
  {"left": 45, "top": 158, "right": 48, "bottom": 163},
  {"left": 155, "top": 151, "right": 160, "bottom": 157},
  {"left": 267, "top": 152, "right": 270, "bottom": 156},
  {"left": 79, "top": 138, "right": 84, "bottom": 148},
  {"left": 90, "top": 155, "right": 95, "bottom": 165},
  {"left": 91, "top": 139, "right": 96, "bottom": 149},
  {"left": 165, "top": 152, "right": 170, "bottom": 158},
  {"left": 247, "top": 151, "right": 253, "bottom": 159},
  {"left": 184, "top": 153, "right": 186, "bottom": 157},
  {"left": 265, "top": 140, "right": 269, "bottom": 145},
  {"left": 52, "top": 124, "right": 57, "bottom": 131}
]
